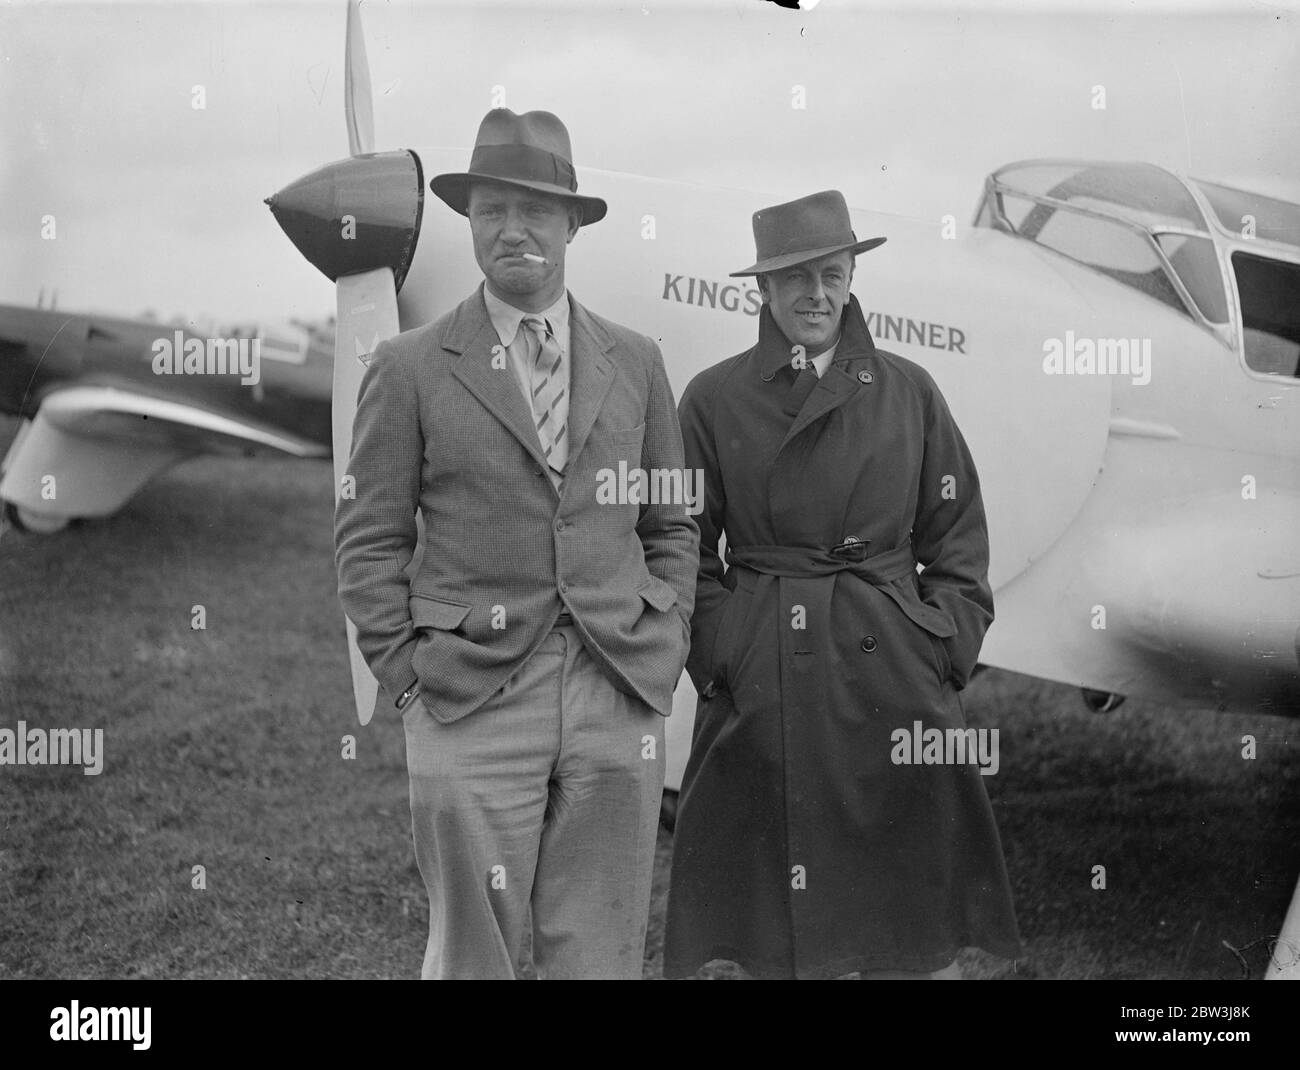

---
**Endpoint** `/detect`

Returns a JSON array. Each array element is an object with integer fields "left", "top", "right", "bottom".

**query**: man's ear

[
  {"left": 756, "top": 273, "right": 770, "bottom": 301},
  {"left": 567, "top": 205, "right": 583, "bottom": 240}
]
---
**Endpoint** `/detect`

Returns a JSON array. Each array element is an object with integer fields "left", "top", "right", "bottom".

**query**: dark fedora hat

[
  {"left": 730, "top": 190, "right": 885, "bottom": 277},
  {"left": 430, "top": 108, "right": 607, "bottom": 226}
]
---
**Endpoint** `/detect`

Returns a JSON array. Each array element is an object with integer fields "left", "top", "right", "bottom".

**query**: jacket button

[
  {"left": 555, "top": 518, "right": 565, "bottom": 531},
  {"left": 559, "top": 581, "right": 569, "bottom": 594},
  {"left": 861, "top": 635, "right": 877, "bottom": 652},
  {"left": 702, "top": 681, "right": 719, "bottom": 699}
]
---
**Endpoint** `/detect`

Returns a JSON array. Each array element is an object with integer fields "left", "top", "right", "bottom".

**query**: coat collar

[
  {"left": 753, "top": 295, "right": 880, "bottom": 450},
  {"left": 443, "top": 284, "right": 616, "bottom": 490}
]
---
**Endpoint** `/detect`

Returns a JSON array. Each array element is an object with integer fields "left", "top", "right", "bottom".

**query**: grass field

[{"left": 0, "top": 429, "right": 1296, "bottom": 980}]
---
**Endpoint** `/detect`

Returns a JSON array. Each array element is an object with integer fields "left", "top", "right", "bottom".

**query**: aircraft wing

[
  {"left": 1, "top": 384, "right": 328, "bottom": 523},
  {"left": 27, "top": 384, "right": 329, "bottom": 457}
]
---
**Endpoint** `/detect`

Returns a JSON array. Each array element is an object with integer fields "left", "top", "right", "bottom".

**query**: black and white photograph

[{"left": 1, "top": 0, "right": 1297, "bottom": 1030}]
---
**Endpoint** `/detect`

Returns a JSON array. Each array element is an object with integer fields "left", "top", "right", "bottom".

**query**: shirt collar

[
  {"left": 812, "top": 340, "right": 839, "bottom": 373},
  {"left": 483, "top": 285, "right": 570, "bottom": 348}
]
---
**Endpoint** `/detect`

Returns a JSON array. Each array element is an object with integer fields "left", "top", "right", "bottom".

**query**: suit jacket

[{"left": 335, "top": 284, "right": 699, "bottom": 723}]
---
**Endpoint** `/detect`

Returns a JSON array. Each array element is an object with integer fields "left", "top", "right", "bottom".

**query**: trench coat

[{"left": 663, "top": 296, "right": 1020, "bottom": 979}]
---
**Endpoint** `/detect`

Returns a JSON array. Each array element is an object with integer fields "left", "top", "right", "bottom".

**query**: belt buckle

[{"left": 829, "top": 535, "right": 869, "bottom": 561}]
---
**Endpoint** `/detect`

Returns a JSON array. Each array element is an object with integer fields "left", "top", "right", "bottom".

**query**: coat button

[
  {"left": 559, "top": 581, "right": 569, "bottom": 594},
  {"left": 861, "top": 635, "right": 878, "bottom": 652},
  {"left": 857, "top": 370, "right": 874, "bottom": 384},
  {"left": 555, "top": 518, "right": 565, "bottom": 531}
]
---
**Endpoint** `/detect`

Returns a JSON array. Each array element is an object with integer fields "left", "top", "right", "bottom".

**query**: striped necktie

[{"left": 522, "top": 315, "right": 568, "bottom": 482}]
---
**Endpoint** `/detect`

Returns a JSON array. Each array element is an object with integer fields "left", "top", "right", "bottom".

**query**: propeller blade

[
  {"left": 332, "top": 268, "right": 423, "bottom": 725},
  {"left": 344, "top": 0, "right": 375, "bottom": 156},
  {"left": 269, "top": 4, "right": 429, "bottom": 723}
]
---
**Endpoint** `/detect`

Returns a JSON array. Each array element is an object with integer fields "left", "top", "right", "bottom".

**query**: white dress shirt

[
  {"left": 811, "top": 340, "right": 838, "bottom": 377},
  {"left": 483, "top": 286, "right": 572, "bottom": 415}
]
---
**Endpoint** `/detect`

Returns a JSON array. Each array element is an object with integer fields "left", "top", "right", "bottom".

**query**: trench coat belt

[{"left": 725, "top": 542, "right": 956, "bottom": 638}]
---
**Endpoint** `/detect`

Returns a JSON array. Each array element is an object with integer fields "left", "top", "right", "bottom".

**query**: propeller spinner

[{"left": 264, "top": 150, "right": 424, "bottom": 293}]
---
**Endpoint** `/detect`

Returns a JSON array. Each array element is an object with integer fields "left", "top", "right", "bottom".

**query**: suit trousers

[{"left": 402, "top": 623, "right": 665, "bottom": 979}]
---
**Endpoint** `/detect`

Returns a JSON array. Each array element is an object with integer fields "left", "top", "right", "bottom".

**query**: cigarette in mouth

[{"left": 521, "top": 253, "right": 547, "bottom": 263}]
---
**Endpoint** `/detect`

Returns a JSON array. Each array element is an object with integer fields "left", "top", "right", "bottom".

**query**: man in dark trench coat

[{"left": 663, "top": 190, "right": 1020, "bottom": 979}]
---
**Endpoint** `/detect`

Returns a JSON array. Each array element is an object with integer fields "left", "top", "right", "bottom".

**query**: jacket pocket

[
  {"left": 637, "top": 575, "right": 679, "bottom": 612},
  {"left": 409, "top": 594, "right": 472, "bottom": 631},
  {"left": 611, "top": 421, "right": 646, "bottom": 445}
]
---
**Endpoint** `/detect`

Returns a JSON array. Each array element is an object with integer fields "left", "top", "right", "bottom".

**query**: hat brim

[
  {"left": 430, "top": 172, "right": 607, "bottom": 226},
  {"left": 728, "top": 236, "right": 886, "bottom": 277}
]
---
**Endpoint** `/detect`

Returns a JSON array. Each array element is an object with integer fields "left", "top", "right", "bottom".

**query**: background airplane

[{"left": 0, "top": 303, "right": 336, "bottom": 533}]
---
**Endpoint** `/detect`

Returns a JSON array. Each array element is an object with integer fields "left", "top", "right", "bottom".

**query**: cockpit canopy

[{"left": 976, "top": 160, "right": 1300, "bottom": 379}]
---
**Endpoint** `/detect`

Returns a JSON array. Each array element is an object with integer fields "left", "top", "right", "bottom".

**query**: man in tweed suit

[{"left": 335, "top": 109, "right": 698, "bottom": 979}]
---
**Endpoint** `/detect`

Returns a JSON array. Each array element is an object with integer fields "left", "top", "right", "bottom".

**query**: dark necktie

[{"left": 783, "top": 362, "right": 819, "bottom": 418}]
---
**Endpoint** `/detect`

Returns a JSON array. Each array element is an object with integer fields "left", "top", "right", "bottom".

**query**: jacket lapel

[
  {"left": 446, "top": 286, "right": 552, "bottom": 472},
  {"left": 778, "top": 295, "right": 876, "bottom": 450},
  {"left": 781, "top": 363, "right": 864, "bottom": 448},
  {"left": 563, "top": 295, "right": 616, "bottom": 468}
]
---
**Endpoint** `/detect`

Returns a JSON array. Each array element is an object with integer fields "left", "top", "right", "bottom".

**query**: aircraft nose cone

[{"left": 266, "top": 149, "right": 425, "bottom": 292}]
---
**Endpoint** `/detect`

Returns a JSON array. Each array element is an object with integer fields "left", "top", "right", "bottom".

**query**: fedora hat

[
  {"left": 430, "top": 108, "right": 607, "bottom": 226},
  {"left": 730, "top": 190, "right": 885, "bottom": 277}
]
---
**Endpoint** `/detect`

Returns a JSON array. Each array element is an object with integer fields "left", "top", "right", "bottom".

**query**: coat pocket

[
  {"left": 710, "top": 573, "right": 755, "bottom": 690},
  {"left": 879, "top": 577, "right": 956, "bottom": 687},
  {"left": 408, "top": 593, "right": 472, "bottom": 632},
  {"left": 928, "top": 633, "right": 953, "bottom": 687},
  {"left": 637, "top": 575, "right": 679, "bottom": 612},
  {"left": 879, "top": 577, "right": 957, "bottom": 640}
]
